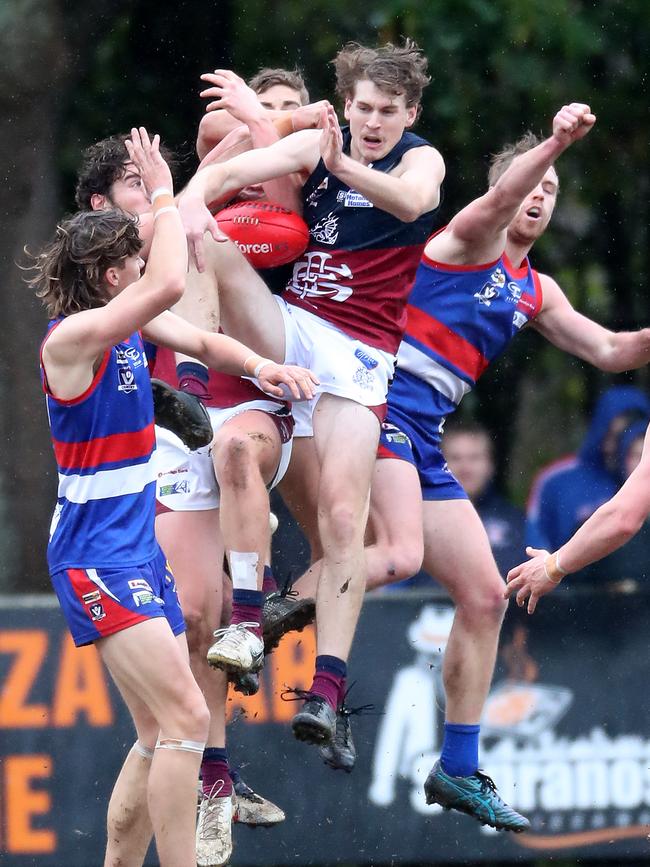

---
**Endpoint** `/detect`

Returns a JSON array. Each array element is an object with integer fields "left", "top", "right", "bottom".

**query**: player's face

[
  {"left": 107, "top": 254, "right": 145, "bottom": 296},
  {"left": 345, "top": 80, "right": 417, "bottom": 165},
  {"left": 508, "top": 167, "right": 559, "bottom": 245},
  {"left": 108, "top": 163, "right": 151, "bottom": 216},
  {"left": 257, "top": 83, "right": 304, "bottom": 111},
  {"left": 443, "top": 433, "right": 494, "bottom": 500}
]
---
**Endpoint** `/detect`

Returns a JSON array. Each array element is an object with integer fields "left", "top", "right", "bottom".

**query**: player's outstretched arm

[
  {"left": 143, "top": 310, "right": 319, "bottom": 401},
  {"left": 444, "top": 103, "right": 596, "bottom": 263},
  {"left": 505, "top": 423, "right": 650, "bottom": 613},
  {"left": 179, "top": 130, "right": 319, "bottom": 271},
  {"left": 533, "top": 274, "right": 650, "bottom": 371},
  {"left": 197, "top": 69, "right": 310, "bottom": 211},
  {"left": 43, "top": 129, "right": 186, "bottom": 393},
  {"left": 318, "top": 105, "right": 444, "bottom": 222}
]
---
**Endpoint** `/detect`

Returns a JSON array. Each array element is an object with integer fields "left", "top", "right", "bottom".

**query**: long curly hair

[{"left": 25, "top": 210, "right": 143, "bottom": 319}]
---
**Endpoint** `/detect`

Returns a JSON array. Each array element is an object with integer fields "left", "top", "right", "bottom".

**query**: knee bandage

[
  {"left": 133, "top": 741, "right": 155, "bottom": 760},
  {"left": 155, "top": 737, "right": 206, "bottom": 755}
]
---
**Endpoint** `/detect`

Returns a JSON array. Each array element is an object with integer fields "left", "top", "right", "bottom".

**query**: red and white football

[{"left": 214, "top": 201, "right": 309, "bottom": 269}]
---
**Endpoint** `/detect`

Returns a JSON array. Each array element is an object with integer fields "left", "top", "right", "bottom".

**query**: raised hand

[
  {"left": 552, "top": 103, "right": 596, "bottom": 146},
  {"left": 124, "top": 127, "right": 173, "bottom": 198},
  {"left": 200, "top": 69, "right": 263, "bottom": 124},
  {"left": 177, "top": 192, "right": 228, "bottom": 273},
  {"left": 319, "top": 105, "right": 345, "bottom": 173}
]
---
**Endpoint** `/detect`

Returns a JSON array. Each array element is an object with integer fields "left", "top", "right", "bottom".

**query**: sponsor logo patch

[
  {"left": 354, "top": 348, "right": 379, "bottom": 370},
  {"left": 337, "top": 189, "right": 373, "bottom": 208},
  {"left": 159, "top": 481, "right": 191, "bottom": 496},
  {"left": 82, "top": 590, "right": 102, "bottom": 605}
]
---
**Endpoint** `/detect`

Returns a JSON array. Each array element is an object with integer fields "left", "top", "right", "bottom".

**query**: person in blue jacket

[{"left": 526, "top": 385, "right": 650, "bottom": 552}]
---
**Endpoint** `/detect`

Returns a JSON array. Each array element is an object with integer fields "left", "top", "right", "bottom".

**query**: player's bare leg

[
  {"left": 155, "top": 509, "right": 233, "bottom": 866},
  {"left": 104, "top": 695, "right": 157, "bottom": 867},
  {"left": 367, "top": 467, "right": 528, "bottom": 830},
  {"left": 289, "top": 456, "right": 421, "bottom": 772},
  {"left": 155, "top": 509, "right": 228, "bottom": 741},
  {"left": 364, "top": 457, "right": 425, "bottom": 588},
  {"left": 264, "top": 436, "right": 321, "bottom": 649},
  {"left": 278, "top": 436, "right": 323, "bottom": 563},
  {"left": 419, "top": 500, "right": 528, "bottom": 831},
  {"left": 203, "top": 238, "right": 286, "bottom": 361},
  {"left": 100, "top": 623, "right": 209, "bottom": 867},
  {"left": 207, "top": 410, "right": 282, "bottom": 680},
  {"left": 420, "top": 500, "right": 506, "bottom": 720},
  {"left": 289, "top": 395, "right": 379, "bottom": 746}
]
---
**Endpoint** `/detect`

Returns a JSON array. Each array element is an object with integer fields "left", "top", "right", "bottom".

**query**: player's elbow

[
  {"left": 396, "top": 197, "right": 434, "bottom": 223},
  {"left": 160, "top": 275, "right": 185, "bottom": 307},
  {"left": 604, "top": 502, "right": 645, "bottom": 545}
]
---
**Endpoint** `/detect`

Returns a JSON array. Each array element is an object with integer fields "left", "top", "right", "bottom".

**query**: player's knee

[
  {"left": 457, "top": 580, "right": 507, "bottom": 626},
  {"left": 214, "top": 433, "right": 259, "bottom": 487},
  {"left": 319, "top": 501, "right": 362, "bottom": 550},
  {"left": 171, "top": 689, "right": 210, "bottom": 743},
  {"left": 385, "top": 544, "right": 424, "bottom": 584}
]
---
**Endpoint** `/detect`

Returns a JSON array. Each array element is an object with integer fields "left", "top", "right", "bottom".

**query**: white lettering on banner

[
  {"left": 288, "top": 251, "right": 353, "bottom": 303},
  {"left": 369, "top": 604, "right": 650, "bottom": 841}
]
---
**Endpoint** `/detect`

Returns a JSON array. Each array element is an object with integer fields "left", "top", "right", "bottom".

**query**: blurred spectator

[
  {"left": 526, "top": 385, "right": 650, "bottom": 554},
  {"left": 578, "top": 418, "right": 650, "bottom": 587},
  {"left": 443, "top": 422, "right": 526, "bottom": 577}
]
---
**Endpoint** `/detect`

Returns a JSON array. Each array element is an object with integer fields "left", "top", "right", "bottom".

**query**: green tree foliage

[{"left": 5, "top": 0, "right": 650, "bottom": 588}]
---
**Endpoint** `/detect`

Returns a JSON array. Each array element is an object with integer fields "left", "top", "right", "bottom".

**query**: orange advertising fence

[{"left": 1, "top": 590, "right": 650, "bottom": 866}]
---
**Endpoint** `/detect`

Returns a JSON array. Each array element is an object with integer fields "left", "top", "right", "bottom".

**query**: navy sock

[
  {"left": 310, "top": 655, "right": 347, "bottom": 711},
  {"left": 231, "top": 588, "right": 263, "bottom": 637},
  {"left": 201, "top": 747, "right": 232, "bottom": 797},
  {"left": 440, "top": 723, "right": 480, "bottom": 777},
  {"left": 203, "top": 746, "right": 228, "bottom": 764}
]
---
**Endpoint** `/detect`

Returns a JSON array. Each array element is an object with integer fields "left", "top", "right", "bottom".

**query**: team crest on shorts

[
  {"left": 89, "top": 602, "right": 105, "bottom": 621},
  {"left": 352, "top": 366, "right": 375, "bottom": 390}
]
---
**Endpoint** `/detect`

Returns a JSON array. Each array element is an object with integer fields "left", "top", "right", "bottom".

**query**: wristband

[
  {"left": 152, "top": 195, "right": 175, "bottom": 214},
  {"left": 151, "top": 187, "right": 173, "bottom": 203},
  {"left": 254, "top": 359, "right": 274, "bottom": 379},
  {"left": 153, "top": 205, "right": 178, "bottom": 221},
  {"left": 543, "top": 551, "right": 567, "bottom": 584},
  {"left": 243, "top": 354, "right": 273, "bottom": 378}
]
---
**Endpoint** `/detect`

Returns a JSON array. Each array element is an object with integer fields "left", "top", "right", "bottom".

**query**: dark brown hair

[
  {"left": 333, "top": 39, "right": 430, "bottom": 111},
  {"left": 75, "top": 134, "right": 176, "bottom": 210},
  {"left": 248, "top": 67, "right": 309, "bottom": 105},
  {"left": 488, "top": 132, "right": 545, "bottom": 187},
  {"left": 25, "top": 210, "right": 143, "bottom": 318}
]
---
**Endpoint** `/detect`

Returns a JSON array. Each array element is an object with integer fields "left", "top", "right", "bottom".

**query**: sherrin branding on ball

[{"left": 214, "top": 201, "right": 309, "bottom": 269}]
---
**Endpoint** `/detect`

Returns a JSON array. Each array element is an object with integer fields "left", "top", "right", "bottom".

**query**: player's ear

[
  {"left": 90, "top": 193, "right": 109, "bottom": 211},
  {"left": 104, "top": 266, "right": 120, "bottom": 288},
  {"left": 404, "top": 105, "right": 417, "bottom": 128},
  {"left": 343, "top": 99, "right": 352, "bottom": 121}
]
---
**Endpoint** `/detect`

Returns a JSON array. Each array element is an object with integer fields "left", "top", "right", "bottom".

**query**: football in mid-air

[{"left": 214, "top": 201, "right": 309, "bottom": 269}]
